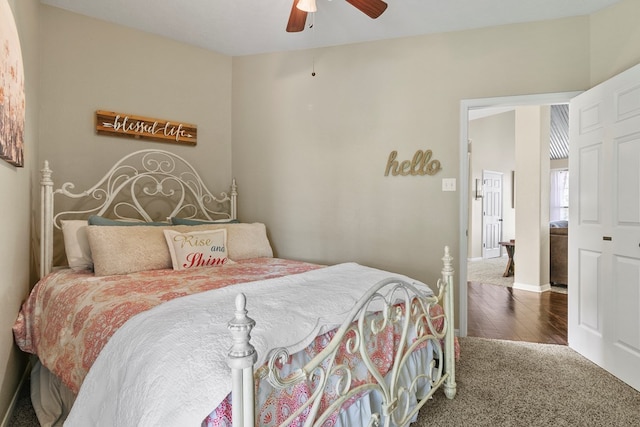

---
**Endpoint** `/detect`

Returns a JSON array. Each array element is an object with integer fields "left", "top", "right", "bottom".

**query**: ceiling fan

[{"left": 286, "top": 0, "right": 388, "bottom": 32}]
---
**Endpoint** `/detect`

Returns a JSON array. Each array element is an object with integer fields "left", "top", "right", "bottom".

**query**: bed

[{"left": 13, "top": 149, "right": 457, "bottom": 426}]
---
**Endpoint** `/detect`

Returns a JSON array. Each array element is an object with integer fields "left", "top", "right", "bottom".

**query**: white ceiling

[{"left": 41, "top": 0, "right": 621, "bottom": 57}]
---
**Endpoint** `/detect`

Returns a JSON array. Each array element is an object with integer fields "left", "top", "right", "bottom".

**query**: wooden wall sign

[
  {"left": 96, "top": 110, "right": 197, "bottom": 146},
  {"left": 384, "top": 149, "right": 441, "bottom": 176}
]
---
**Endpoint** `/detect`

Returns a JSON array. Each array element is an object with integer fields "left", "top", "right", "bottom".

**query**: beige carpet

[
  {"left": 9, "top": 338, "right": 639, "bottom": 426},
  {"left": 414, "top": 337, "right": 639, "bottom": 426},
  {"left": 467, "top": 256, "right": 514, "bottom": 287}
]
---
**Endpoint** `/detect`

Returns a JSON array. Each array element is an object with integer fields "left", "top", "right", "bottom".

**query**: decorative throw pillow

[
  {"left": 173, "top": 223, "right": 273, "bottom": 260},
  {"left": 163, "top": 229, "right": 231, "bottom": 271},
  {"left": 60, "top": 220, "right": 93, "bottom": 270}
]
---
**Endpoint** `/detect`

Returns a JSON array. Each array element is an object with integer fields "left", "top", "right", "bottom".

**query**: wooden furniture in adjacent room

[
  {"left": 550, "top": 223, "right": 568, "bottom": 285},
  {"left": 499, "top": 240, "right": 515, "bottom": 277}
]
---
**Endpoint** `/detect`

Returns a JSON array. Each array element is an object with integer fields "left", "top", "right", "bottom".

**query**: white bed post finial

[
  {"left": 227, "top": 293, "right": 257, "bottom": 427},
  {"left": 441, "top": 246, "right": 457, "bottom": 399},
  {"left": 40, "top": 161, "right": 54, "bottom": 278},
  {"left": 228, "top": 293, "right": 257, "bottom": 359}
]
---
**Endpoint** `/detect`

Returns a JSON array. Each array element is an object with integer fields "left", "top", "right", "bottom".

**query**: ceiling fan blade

[
  {"left": 287, "top": 0, "right": 308, "bottom": 32},
  {"left": 346, "top": 0, "right": 388, "bottom": 19}
]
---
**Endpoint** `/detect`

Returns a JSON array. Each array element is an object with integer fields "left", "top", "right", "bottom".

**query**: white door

[
  {"left": 481, "top": 170, "right": 503, "bottom": 259},
  {"left": 569, "top": 63, "right": 640, "bottom": 391}
]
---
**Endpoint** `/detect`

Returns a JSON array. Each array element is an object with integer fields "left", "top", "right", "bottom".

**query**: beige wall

[
  {"left": 37, "top": 5, "right": 233, "bottom": 265},
  {"left": 590, "top": 0, "right": 640, "bottom": 85},
  {"left": 0, "top": 0, "right": 38, "bottom": 422},
  {"left": 38, "top": 6, "right": 233, "bottom": 201},
  {"left": 514, "top": 106, "right": 551, "bottom": 291},
  {"left": 232, "top": 18, "right": 591, "bottom": 292}
]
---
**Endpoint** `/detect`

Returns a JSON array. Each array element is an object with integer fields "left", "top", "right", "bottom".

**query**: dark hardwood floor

[{"left": 467, "top": 281, "right": 568, "bottom": 345}]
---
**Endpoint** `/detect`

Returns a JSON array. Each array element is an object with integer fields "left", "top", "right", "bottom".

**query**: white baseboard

[{"left": 513, "top": 282, "right": 551, "bottom": 293}]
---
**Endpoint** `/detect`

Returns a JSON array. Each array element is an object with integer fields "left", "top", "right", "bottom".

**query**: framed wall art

[{"left": 0, "top": 0, "right": 25, "bottom": 167}]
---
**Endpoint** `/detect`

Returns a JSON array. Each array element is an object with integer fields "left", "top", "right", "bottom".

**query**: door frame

[{"left": 458, "top": 91, "right": 581, "bottom": 337}]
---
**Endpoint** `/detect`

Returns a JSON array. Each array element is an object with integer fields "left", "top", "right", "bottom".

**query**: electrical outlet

[{"left": 442, "top": 178, "right": 456, "bottom": 192}]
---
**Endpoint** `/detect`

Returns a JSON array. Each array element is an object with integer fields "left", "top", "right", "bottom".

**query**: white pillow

[
  {"left": 163, "top": 229, "right": 232, "bottom": 271},
  {"left": 60, "top": 220, "right": 92, "bottom": 270}
]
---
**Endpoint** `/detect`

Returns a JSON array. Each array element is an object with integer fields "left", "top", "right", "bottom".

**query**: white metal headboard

[{"left": 40, "top": 149, "right": 237, "bottom": 278}]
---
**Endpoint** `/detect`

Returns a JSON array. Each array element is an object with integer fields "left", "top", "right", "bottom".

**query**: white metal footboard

[{"left": 227, "top": 246, "right": 456, "bottom": 427}]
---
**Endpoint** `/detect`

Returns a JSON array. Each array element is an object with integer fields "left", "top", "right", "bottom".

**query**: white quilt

[{"left": 64, "top": 263, "right": 430, "bottom": 427}]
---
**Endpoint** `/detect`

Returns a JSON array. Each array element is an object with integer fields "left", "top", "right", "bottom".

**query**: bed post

[
  {"left": 230, "top": 178, "right": 238, "bottom": 220},
  {"left": 227, "top": 293, "right": 257, "bottom": 427},
  {"left": 40, "top": 161, "right": 54, "bottom": 278},
  {"left": 441, "top": 246, "right": 457, "bottom": 399}
]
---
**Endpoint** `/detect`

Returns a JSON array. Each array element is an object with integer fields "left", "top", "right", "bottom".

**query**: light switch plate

[{"left": 442, "top": 178, "right": 456, "bottom": 192}]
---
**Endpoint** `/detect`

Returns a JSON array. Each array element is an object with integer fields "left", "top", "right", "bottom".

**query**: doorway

[{"left": 457, "top": 92, "right": 580, "bottom": 337}]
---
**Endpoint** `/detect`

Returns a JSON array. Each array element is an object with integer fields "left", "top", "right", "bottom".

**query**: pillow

[
  {"left": 163, "top": 229, "right": 232, "bottom": 271},
  {"left": 86, "top": 225, "right": 173, "bottom": 276},
  {"left": 86, "top": 222, "right": 273, "bottom": 275},
  {"left": 170, "top": 217, "right": 239, "bottom": 225},
  {"left": 174, "top": 223, "right": 273, "bottom": 260},
  {"left": 60, "top": 220, "right": 93, "bottom": 270},
  {"left": 88, "top": 215, "right": 169, "bottom": 226}
]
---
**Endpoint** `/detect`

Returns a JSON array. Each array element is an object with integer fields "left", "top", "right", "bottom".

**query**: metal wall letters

[{"left": 384, "top": 149, "right": 441, "bottom": 176}]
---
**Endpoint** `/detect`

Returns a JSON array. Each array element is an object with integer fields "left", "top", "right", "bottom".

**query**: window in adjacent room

[{"left": 550, "top": 169, "right": 569, "bottom": 222}]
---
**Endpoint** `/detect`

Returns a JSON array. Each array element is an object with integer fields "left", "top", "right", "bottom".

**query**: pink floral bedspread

[{"left": 12, "top": 258, "right": 322, "bottom": 394}]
